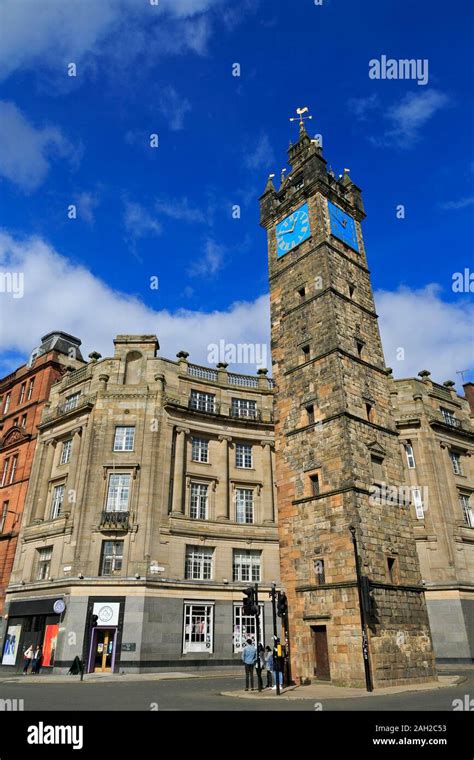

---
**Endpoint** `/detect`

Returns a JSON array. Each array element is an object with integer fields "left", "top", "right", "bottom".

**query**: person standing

[
  {"left": 264, "top": 646, "right": 273, "bottom": 688},
  {"left": 22, "top": 644, "right": 34, "bottom": 674},
  {"left": 241, "top": 638, "right": 257, "bottom": 691},
  {"left": 32, "top": 645, "right": 43, "bottom": 675}
]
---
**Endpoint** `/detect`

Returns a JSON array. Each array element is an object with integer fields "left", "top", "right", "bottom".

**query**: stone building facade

[
  {"left": 2, "top": 336, "right": 279, "bottom": 673},
  {"left": 0, "top": 332, "right": 84, "bottom": 628},
  {"left": 393, "top": 373, "right": 474, "bottom": 662},
  {"left": 259, "top": 123, "right": 436, "bottom": 687}
]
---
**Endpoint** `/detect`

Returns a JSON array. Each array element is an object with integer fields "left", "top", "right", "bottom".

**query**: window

[
  {"left": 191, "top": 437, "right": 208, "bottom": 463},
  {"left": 236, "top": 488, "right": 254, "bottom": 524},
  {"left": 21, "top": 414, "right": 27, "bottom": 429},
  {"left": 3, "top": 394, "right": 11, "bottom": 414},
  {"left": 13, "top": 418, "right": 18, "bottom": 427},
  {"left": 450, "top": 451, "right": 462, "bottom": 475},
  {"left": 60, "top": 439, "right": 72, "bottom": 465},
  {"left": 233, "top": 604, "right": 264, "bottom": 652},
  {"left": 27, "top": 378, "right": 35, "bottom": 401},
  {"left": 19, "top": 383, "right": 26, "bottom": 404},
  {"left": 411, "top": 488, "right": 424, "bottom": 519},
  {"left": 306, "top": 405, "right": 315, "bottom": 425},
  {"left": 63, "top": 393, "right": 80, "bottom": 412},
  {"left": 190, "top": 483, "right": 208, "bottom": 520},
  {"left": 371, "top": 455, "right": 384, "bottom": 482},
  {"left": 365, "top": 403, "right": 374, "bottom": 423},
  {"left": 51, "top": 484, "right": 65, "bottom": 519},
  {"left": 356, "top": 341, "right": 363, "bottom": 358},
  {"left": 310, "top": 474, "right": 320, "bottom": 496},
  {"left": 302, "top": 344, "right": 311, "bottom": 362},
  {"left": 37, "top": 547, "right": 53, "bottom": 581},
  {"left": 233, "top": 550, "right": 261, "bottom": 582},
  {"left": 460, "top": 494, "right": 474, "bottom": 528},
  {"left": 231, "top": 398, "right": 257, "bottom": 419},
  {"left": 348, "top": 283, "right": 355, "bottom": 298},
  {"left": 314, "top": 558, "right": 326, "bottom": 584},
  {"left": 297, "top": 286, "right": 306, "bottom": 299},
  {"left": 236, "top": 443, "right": 252, "bottom": 469},
  {"left": 9, "top": 455, "right": 18, "bottom": 484},
  {"left": 440, "top": 407, "right": 456, "bottom": 426},
  {"left": 189, "top": 389, "right": 216, "bottom": 413},
  {"left": 1, "top": 459, "right": 9, "bottom": 487},
  {"left": 0, "top": 501, "right": 8, "bottom": 532},
  {"left": 100, "top": 540, "right": 124, "bottom": 575},
  {"left": 113, "top": 426, "right": 135, "bottom": 452},
  {"left": 185, "top": 546, "right": 213, "bottom": 580},
  {"left": 106, "top": 474, "right": 131, "bottom": 512},
  {"left": 183, "top": 603, "right": 214, "bottom": 653},
  {"left": 387, "top": 557, "right": 398, "bottom": 584},
  {"left": 404, "top": 443, "right": 416, "bottom": 469}
]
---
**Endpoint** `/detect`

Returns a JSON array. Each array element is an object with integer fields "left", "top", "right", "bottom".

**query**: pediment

[
  {"left": 0, "top": 426, "right": 29, "bottom": 450},
  {"left": 366, "top": 439, "right": 386, "bottom": 457}
]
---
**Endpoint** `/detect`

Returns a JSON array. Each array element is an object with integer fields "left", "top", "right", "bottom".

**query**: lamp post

[{"left": 349, "top": 524, "right": 373, "bottom": 692}]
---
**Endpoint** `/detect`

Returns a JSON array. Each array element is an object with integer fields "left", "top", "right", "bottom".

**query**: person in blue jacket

[{"left": 241, "top": 638, "right": 257, "bottom": 691}]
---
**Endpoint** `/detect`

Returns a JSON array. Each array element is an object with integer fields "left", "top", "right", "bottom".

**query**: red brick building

[{"left": 0, "top": 333, "right": 84, "bottom": 616}]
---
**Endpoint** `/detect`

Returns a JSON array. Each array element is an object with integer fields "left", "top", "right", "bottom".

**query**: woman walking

[{"left": 22, "top": 644, "right": 34, "bottom": 674}]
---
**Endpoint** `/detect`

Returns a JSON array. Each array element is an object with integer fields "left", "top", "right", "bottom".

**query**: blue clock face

[
  {"left": 328, "top": 200, "right": 359, "bottom": 252},
  {"left": 275, "top": 202, "right": 311, "bottom": 257}
]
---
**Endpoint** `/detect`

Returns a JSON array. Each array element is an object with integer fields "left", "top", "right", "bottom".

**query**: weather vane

[{"left": 289, "top": 106, "right": 313, "bottom": 133}]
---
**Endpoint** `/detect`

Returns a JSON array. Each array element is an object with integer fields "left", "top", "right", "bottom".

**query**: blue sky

[{"left": 0, "top": 0, "right": 473, "bottom": 385}]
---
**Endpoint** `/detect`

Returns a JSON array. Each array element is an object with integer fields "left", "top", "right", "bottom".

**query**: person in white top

[{"left": 22, "top": 644, "right": 34, "bottom": 674}]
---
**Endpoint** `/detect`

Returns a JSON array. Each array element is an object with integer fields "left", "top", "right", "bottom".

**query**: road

[{"left": 0, "top": 666, "right": 471, "bottom": 711}]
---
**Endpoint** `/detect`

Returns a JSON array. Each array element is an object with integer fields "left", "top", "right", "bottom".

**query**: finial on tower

[{"left": 289, "top": 106, "right": 313, "bottom": 136}]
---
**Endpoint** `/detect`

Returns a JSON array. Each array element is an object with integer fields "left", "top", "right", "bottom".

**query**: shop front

[
  {"left": 83, "top": 597, "right": 125, "bottom": 674},
  {"left": 1, "top": 597, "right": 65, "bottom": 671}
]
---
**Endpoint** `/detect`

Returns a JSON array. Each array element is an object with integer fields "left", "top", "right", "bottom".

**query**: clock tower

[{"left": 260, "top": 116, "right": 436, "bottom": 687}]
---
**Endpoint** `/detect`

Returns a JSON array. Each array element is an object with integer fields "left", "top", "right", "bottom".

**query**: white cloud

[
  {"left": 0, "top": 231, "right": 269, "bottom": 374},
  {"left": 158, "top": 86, "right": 192, "bottom": 131},
  {"left": 155, "top": 196, "right": 205, "bottom": 223},
  {"left": 244, "top": 133, "right": 275, "bottom": 171},
  {"left": 0, "top": 101, "right": 75, "bottom": 192},
  {"left": 74, "top": 191, "right": 100, "bottom": 224},
  {"left": 0, "top": 0, "right": 223, "bottom": 82},
  {"left": 375, "top": 284, "right": 474, "bottom": 387},
  {"left": 123, "top": 200, "right": 162, "bottom": 239},
  {"left": 348, "top": 94, "right": 379, "bottom": 121},
  {"left": 440, "top": 196, "right": 474, "bottom": 211},
  {"left": 1, "top": 232, "right": 472, "bottom": 388},
  {"left": 187, "top": 238, "right": 225, "bottom": 277},
  {"left": 371, "top": 90, "right": 449, "bottom": 149}
]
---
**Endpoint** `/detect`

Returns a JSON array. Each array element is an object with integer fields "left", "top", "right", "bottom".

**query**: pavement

[
  {"left": 0, "top": 668, "right": 243, "bottom": 684},
  {"left": 220, "top": 674, "right": 464, "bottom": 700}
]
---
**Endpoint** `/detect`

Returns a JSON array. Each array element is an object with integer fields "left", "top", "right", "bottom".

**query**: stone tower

[{"left": 259, "top": 119, "right": 436, "bottom": 687}]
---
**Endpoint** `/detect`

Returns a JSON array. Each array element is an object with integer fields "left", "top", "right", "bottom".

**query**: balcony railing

[
  {"left": 228, "top": 373, "right": 258, "bottom": 388},
  {"left": 430, "top": 412, "right": 465, "bottom": 431},
  {"left": 230, "top": 407, "right": 261, "bottom": 420},
  {"left": 99, "top": 511, "right": 130, "bottom": 530},
  {"left": 187, "top": 364, "right": 218, "bottom": 382},
  {"left": 40, "top": 394, "right": 96, "bottom": 425},
  {"left": 61, "top": 364, "right": 93, "bottom": 390}
]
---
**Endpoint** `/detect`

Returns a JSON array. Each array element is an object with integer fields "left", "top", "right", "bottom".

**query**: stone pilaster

[{"left": 171, "top": 427, "right": 189, "bottom": 515}]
